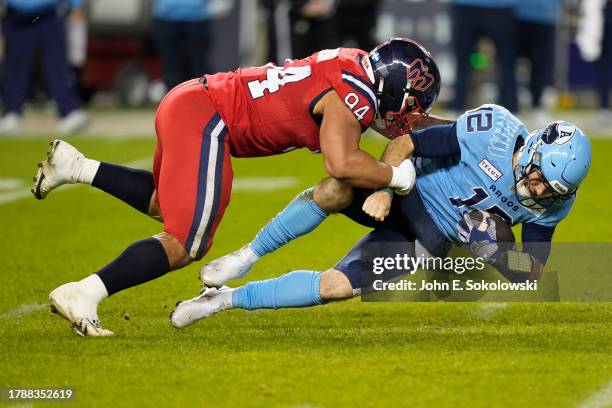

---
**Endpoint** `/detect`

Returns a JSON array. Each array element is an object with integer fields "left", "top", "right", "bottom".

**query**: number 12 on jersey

[{"left": 248, "top": 66, "right": 312, "bottom": 99}]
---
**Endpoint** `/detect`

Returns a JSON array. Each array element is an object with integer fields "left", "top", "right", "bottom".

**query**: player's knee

[
  {"left": 313, "top": 178, "right": 353, "bottom": 213},
  {"left": 154, "top": 232, "right": 194, "bottom": 270},
  {"left": 319, "top": 269, "right": 353, "bottom": 301}
]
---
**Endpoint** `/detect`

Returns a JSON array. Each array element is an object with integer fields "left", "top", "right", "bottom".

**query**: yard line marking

[
  {"left": 0, "top": 155, "right": 299, "bottom": 205},
  {"left": 472, "top": 302, "right": 508, "bottom": 319},
  {"left": 0, "top": 178, "right": 24, "bottom": 190},
  {"left": 579, "top": 381, "right": 612, "bottom": 408},
  {"left": 0, "top": 303, "right": 47, "bottom": 320},
  {"left": 233, "top": 177, "right": 298, "bottom": 192}
]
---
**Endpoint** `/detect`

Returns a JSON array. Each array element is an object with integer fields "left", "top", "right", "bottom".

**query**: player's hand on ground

[{"left": 362, "top": 189, "right": 393, "bottom": 221}]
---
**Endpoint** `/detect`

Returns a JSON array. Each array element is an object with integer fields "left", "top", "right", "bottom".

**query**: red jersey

[{"left": 204, "top": 48, "right": 377, "bottom": 158}]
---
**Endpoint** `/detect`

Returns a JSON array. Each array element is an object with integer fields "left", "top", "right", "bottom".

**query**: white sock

[
  {"left": 76, "top": 158, "right": 100, "bottom": 185},
  {"left": 219, "top": 288, "right": 235, "bottom": 310},
  {"left": 78, "top": 274, "right": 108, "bottom": 305},
  {"left": 244, "top": 244, "right": 261, "bottom": 264}
]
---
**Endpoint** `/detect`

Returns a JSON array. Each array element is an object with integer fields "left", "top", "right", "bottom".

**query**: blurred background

[{"left": 0, "top": 0, "right": 610, "bottom": 136}]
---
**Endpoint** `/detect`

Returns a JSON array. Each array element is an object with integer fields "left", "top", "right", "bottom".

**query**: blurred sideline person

[
  {"left": 515, "top": 0, "right": 559, "bottom": 124},
  {"left": 263, "top": 0, "right": 379, "bottom": 64},
  {"left": 450, "top": 0, "right": 518, "bottom": 113},
  {"left": 262, "top": 0, "right": 338, "bottom": 63},
  {"left": 32, "top": 38, "right": 443, "bottom": 336},
  {"left": 153, "top": 0, "right": 213, "bottom": 91},
  {"left": 333, "top": 0, "right": 379, "bottom": 52},
  {"left": 577, "top": 0, "right": 612, "bottom": 128},
  {"left": 0, "top": 0, "right": 88, "bottom": 135},
  {"left": 172, "top": 106, "right": 592, "bottom": 327}
]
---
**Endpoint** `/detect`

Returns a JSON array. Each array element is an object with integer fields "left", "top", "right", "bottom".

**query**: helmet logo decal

[
  {"left": 407, "top": 59, "right": 435, "bottom": 92},
  {"left": 555, "top": 123, "right": 576, "bottom": 145},
  {"left": 541, "top": 122, "right": 576, "bottom": 145}
]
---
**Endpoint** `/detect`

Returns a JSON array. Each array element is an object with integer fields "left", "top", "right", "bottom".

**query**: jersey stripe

[
  {"left": 309, "top": 87, "right": 333, "bottom": 124},
  {"left": 341, "top": 71, "right": 377, "bottom": 114}
]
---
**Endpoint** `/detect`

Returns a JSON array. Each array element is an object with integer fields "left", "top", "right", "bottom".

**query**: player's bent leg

[
  {"left": 49, "top": 232, "right": 190, "bottom": 337},
  {"left": 312, "top": 177, "right": 353, "bottom": 213},
  {"left": 319, "top": 269, "right": 354, "bottom": 301},
  {"left": 90, "top": 162, "right": 156, "bottom": 216},
  {"left": 32, "top": 140, "right": 158, "bottom": 217},
  {"left": 173, "top": 269, "right": 338, "bottom": 328},
  {"left": 200, "top": 178, "right": 352, "bottom": 288},
  {"left": 171, "top": 268, "right": 354, "bottom": 328}
]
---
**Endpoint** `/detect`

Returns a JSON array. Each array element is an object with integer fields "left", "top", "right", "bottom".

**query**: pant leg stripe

[
  {"left": 194, "top": 126, "right": 228, "bottom": 260},
  {"left": 184, "top": 113, "right": 220, "bottom": 253},
  {"left": 188, "top": 116, "right": 226, "bottom": 258}
]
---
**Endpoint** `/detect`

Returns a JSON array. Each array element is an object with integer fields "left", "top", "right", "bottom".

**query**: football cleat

[
  {"left": 170, "top": 286, "right": 233, "bottom": 329},
  {"left": 49, "top": 282, "right": 114, "bottom": 337},
  {"left": 32, "top": 140, "right": 85, "bottom": 200},
  {"left": 200, "top": 245, "right": 258, "bottom": 288}
]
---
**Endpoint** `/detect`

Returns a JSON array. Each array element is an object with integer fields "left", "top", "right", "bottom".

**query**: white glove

[{"left": 389, "top": 159, "right": 416, "bottom": 196}]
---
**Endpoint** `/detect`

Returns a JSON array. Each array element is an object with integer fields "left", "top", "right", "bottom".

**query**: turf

[{"left": 0, "top": 135, "right": 610, "bottom": 407}]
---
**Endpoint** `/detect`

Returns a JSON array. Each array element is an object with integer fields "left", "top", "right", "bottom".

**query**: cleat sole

[{"left": 32, "top": 140, "right": 60, "bottom": 200}]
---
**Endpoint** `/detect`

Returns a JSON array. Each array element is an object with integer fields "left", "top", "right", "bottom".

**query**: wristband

[{"left": 389, "top": 166, "right": 402, "bottom": 188}]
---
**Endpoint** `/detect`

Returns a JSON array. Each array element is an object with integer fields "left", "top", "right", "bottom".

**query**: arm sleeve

[
  {"left": 410, "top": 124, "right": 460, "bottom": 158},
  {"left": 521, "top": 223, "right": 555, "bottom": 264}
]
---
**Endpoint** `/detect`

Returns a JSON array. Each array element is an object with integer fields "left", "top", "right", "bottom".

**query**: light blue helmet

[{"left": 513, "top": 121, "right": 592, "bottom": 208}]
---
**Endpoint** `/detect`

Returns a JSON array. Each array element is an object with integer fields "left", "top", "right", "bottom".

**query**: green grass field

[{"left": 0, "top": 134, "right": 611, "bottom": 407}]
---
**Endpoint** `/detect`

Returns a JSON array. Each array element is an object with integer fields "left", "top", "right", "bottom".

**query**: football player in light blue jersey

[
  {"left": 170, "top": 105, "right": 591, "bottom": 328},
  {"left": 414, "top": 104, "right": 590, "bottom": 267}
]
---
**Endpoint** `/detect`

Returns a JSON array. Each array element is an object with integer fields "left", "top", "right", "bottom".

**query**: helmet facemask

[
  {"left": 373, "top": 77, "right": 430, "bottom": 137},
  {"left": 513, "top": 146, "right": 575, "bottom": 209}
]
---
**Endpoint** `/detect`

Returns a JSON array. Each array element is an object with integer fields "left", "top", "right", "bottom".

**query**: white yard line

[
  {"left": 0, "top": 303, "right": 47, "bottom": 320},
  {"left": 233, "top": 176, "right": 298, "bottom": 192},
  {"left": 472, "top": 302, "right": 508, "bottom": 319},
  {"left": 0, "top": 178, "right": 24, "bottom": 190},
  {"left": 0, "top": 152, "right": 298, "bottom": 207},
  {"left": 579, "top": 381, "right": 612, "bottom": 408}
]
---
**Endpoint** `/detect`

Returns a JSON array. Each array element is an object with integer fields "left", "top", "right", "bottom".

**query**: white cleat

[
  {"left": 200, "top": 245, "right": 259, "bottom": 288},
  {"left": 49, "top": 282, "right": 114, "bottom": 337},
  {"left": 170, "top": 286, "right": 233, "bottom": 329},
  {"left": 32, "top": 140, "right": 86, "bottom": 200}
]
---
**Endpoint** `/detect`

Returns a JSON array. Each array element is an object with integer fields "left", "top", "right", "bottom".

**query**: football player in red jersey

[{"left": 32, "top": 38, "right": 447, "bottom": 336}]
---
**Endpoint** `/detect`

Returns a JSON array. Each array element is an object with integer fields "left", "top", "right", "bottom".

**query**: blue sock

[
  {"left": 250, "top": 188, "right": 328, "bottom": 257},
  {"left": 232, "top": 270, "right": 323, "bottom": 310}
]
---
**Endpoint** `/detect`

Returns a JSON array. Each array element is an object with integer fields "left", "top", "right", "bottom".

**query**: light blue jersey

[{"left": 415, "top": 104, "right": 574, "bottom": 242}]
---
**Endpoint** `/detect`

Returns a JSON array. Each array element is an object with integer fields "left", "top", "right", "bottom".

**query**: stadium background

[{"left": 0, "top": 1, "right": 611, "bottom": 407}]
